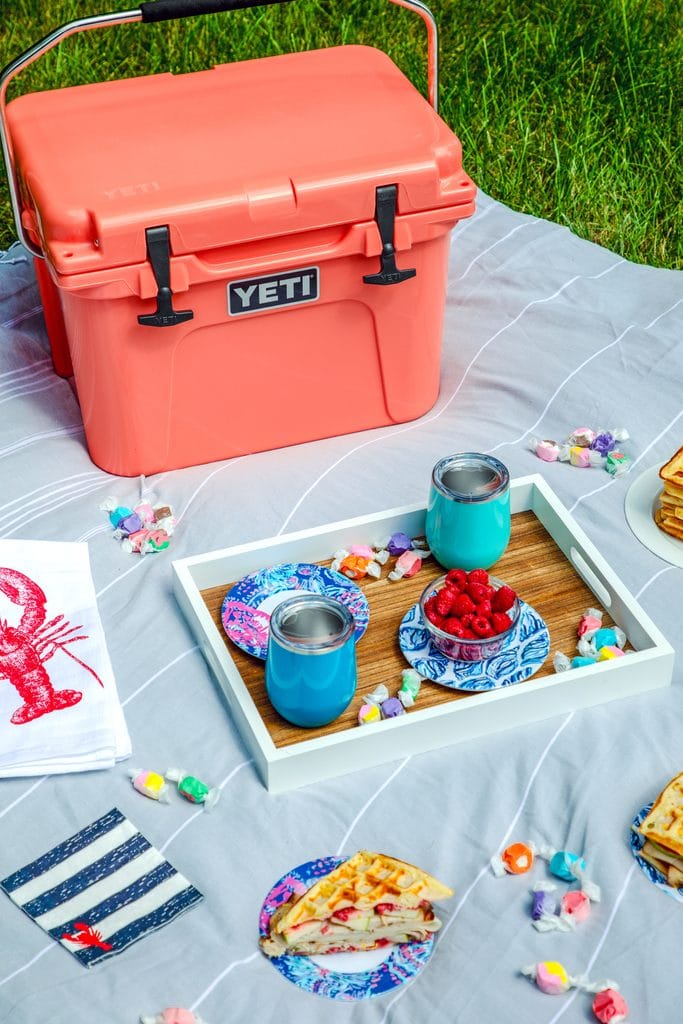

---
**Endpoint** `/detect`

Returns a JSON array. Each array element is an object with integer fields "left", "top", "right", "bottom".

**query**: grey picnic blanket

[{"left": 0, "top": 190, "right": 681, "bottom": 1023}]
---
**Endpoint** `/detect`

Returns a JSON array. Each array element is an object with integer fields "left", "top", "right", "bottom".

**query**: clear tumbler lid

[
  {"left": 269, "top": 594, "right": 354, "bottom": 654},
  {"left": 431, "top": 453, "right": 509, "bottom": 503}
]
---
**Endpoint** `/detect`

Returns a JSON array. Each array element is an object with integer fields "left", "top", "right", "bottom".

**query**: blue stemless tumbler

[
  {"left": 265, "top": 594, "right": 357, "bottom": 728},
  {"left": 425, "top": 453, "right": 511, "bottom": 570}
]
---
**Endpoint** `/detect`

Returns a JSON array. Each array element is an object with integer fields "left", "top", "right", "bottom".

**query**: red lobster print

[
  {"left": 61, "top": 921, "right": 113, "bottom": 951},
  {"left": 0, "top": 567, "right": 103, "bottom": 726}
]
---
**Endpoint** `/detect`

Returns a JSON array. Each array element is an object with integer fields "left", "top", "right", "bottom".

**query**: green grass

[{"left": 0, "top": 0, "right": 681, "bottom": 266}]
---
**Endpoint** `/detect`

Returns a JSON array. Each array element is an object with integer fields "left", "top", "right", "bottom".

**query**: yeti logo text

[{"left": 228, "top": 267, "right": 319, "bottom": 316}]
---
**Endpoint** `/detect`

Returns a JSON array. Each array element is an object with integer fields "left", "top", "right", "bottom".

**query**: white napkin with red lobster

[{"left": 0, "top": 539, "right": 130, "bottom": 776}]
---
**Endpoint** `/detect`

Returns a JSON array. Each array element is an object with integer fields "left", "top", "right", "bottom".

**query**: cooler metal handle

[{"left": 0, "top": 0, "right": 439, "bottom": 260}]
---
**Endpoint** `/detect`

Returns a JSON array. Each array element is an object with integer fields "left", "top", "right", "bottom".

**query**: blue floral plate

[
  {"left": 259, "top": 856, "right": 435, "bottom": 1000},
  {"left": 398, "top": 601, "right": 549, "bottom": 691},
  {"left": 221, "top": 563, "right": 370, "bottom": 660},
  {"left": 629, "top": 803, "right": 683, "bottom": 903}
]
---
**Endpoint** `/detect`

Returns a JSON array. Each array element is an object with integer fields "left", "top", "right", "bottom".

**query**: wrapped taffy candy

[
  {"left": 165, "top": 768, "right": 219, "bottom": 810},
  {"left": 521, "top": 964, "right": 629, "bottom": 1021}
]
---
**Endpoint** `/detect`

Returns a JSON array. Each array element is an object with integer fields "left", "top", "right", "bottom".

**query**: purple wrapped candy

[
  {"left": 380, "top": 697, "right": 405, "bottom": 719},
  {"left": 117, "top": 512, "right": 144, "bottom": 536},
  {"left": 387, "top": 532, "right": 412, "bottom": 556},
  {"left": 532, "top": 888, "right": 558, "bottom": 921},
  {"left": 590, "top": 432, "right": 616, "bottom": 456}
]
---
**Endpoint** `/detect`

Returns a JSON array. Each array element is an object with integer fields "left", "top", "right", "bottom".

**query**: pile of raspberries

[{"left": 423, "top": 568, "right": 518, "bottom": 639}]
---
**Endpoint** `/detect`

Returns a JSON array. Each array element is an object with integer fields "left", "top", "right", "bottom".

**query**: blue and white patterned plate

[
  {"left": 221, "top": 563, "right": 370, "bottom": 660},
  {"left": 629, "top": 803, "right": 683, "bottom": 903},
  {"left": 398, "top": 601, "right": 549, "bottom": 690},
  {"left": 259, "top": 856, "right": 435, "bottom": 1000}
]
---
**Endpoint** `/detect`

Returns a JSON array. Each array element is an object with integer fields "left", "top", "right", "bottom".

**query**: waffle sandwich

[
  {"left": 655, "top": 446, "right": 683, "bottom": 541},
  {"left": 260, "top": 851, "right": 453, "bottom": 957},
  {"left": 634, "top": 771, "right": 683, "bottom": 887}
]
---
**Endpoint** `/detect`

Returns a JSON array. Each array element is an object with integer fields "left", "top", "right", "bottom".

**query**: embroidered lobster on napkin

[
  {"left": 61, "top": 921, "right": 113, "bottom": 951},
  {"left": 0, "top": 567, "right": 103, "bottom": 725}
]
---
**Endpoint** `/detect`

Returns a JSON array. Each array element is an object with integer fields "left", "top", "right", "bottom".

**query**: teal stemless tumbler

[
  {"left": 265, "top": 594, "right": 357, "bottom": 728},
  {"left": 425, "top": 453, "right": 511, "bottom": 570}
]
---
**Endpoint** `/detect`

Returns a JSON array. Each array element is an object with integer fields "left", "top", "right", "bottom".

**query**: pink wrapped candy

[
  {"left": 597, "top": 645, "right": 625, "bottom": 661},
  {"left": 358, "top": 702, "right": 381, "bottom": 725},
  {"left": 570, "top": 445, "right": 592, "bottom": 467},
  {"left": 140, "top": 1009, "right": 208, "bottom": 1024},
  {"left": 561, "top": 889, "right": 591, "bottom": 923},
  {"left": 349, "top": 544, "right": 374, "bottom": 559},
  {"left": 569, "top": 427, "right": 596, "bottom": 447},
  {"left": 578, "top": 612, "right": 603, "bottom": 638},
  {"left": 592, "top": 988, "right": 629, "bottom": 1023},
  {"left": 536, "top": 439, "right": 560, "bottom": 462},
  {"left": 388, "top": 550, "right": 422, "bottom": 581},
  {"left": 534, "top": 961, "right": 571, "bottom": 995}
]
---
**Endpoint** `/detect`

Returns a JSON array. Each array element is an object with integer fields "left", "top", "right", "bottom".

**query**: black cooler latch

[
  {"left": 363, "top": 185, "right": 416, "bottom": 286},
  {"left": 138, "top": 225, "right": 194, "bottom": 327}
]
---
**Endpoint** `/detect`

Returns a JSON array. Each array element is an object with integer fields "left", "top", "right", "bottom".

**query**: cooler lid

[{"left": 8, "top": 45, "right": 475, "bottom": 276}]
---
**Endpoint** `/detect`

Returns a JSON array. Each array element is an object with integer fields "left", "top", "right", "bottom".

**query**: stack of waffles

[
  {"left": 655, "top": 446, "right": 683, "bottom": 541},
  {"left": 260, "top": 850, "right": 453, "bottom": 957},
  {"left": 634, "top": 771, "right": 683, "bottom": 887}
]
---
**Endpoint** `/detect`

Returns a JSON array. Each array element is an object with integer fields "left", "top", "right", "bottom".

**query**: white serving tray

[{"left": 172, "top": 474, "right": 674, "bottom": 793}]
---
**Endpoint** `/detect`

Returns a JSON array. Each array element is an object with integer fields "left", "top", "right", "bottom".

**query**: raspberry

[
  {"left": 476, "top": 599, "right": 492, "bottom": 618},
  {"left": 426, "top": 609, "right": 448, "bottom": 630},
  {"left": 467, "top": 581, "right": 489, "bottom": 604},
  {"left": 445, "top": 568, "right": 468, "bottom": 591},
  {"left": 459, "top": 613, "right": 474, "bottom": 628},
  {"left": 423, "top": 600, "right": 438, "bottom": 623},
  {"left": 461, "top": 629, "right": 477, "bottom": 639},
  {"left": 491, "top": 612, "right": 513, "bottom": 635},
  {"left": 435, "top": 589, "right": 455, "bottom": 616},
  {"left": 492, "top": 585, "right": 516, "bottom": 613},
  {"left": 443, "top": 617, "right": 466, "bottom": 637},
  {"left": 451, "top": 593, "right": 475, "bottom": 616},
  {"left": 471, "top": 615, "right": 494, "bottom": 638},
  {"left": 468, "top": 569, "right": 489, "bottom": 586}
]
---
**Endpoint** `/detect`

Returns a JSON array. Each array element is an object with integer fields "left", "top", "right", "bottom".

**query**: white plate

[{"left": 624, "top": 465, "right": 683, "bottom": 567}]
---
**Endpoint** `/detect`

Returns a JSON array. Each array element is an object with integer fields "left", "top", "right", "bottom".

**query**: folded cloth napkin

[
  {"left": 0, "top": 538, "right": 130, "bottom": 776},
  {"left": 1, "top": 807, "right": 203, "bottom": 967}
]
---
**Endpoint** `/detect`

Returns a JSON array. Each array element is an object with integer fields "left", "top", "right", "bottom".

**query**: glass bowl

[{"left": 418, "top": 572, "right": 521, "bottom": 662}]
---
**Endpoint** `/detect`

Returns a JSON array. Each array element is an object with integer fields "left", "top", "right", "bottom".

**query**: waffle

[
  {"left": 260, "top": 851, "right": 453, "bottom": 957},
  {"left": 635, "top": 770, "right": 683, "bottom": 887},
  {"left": 639, "top": 841, "right": 683, "bottom": 888},
  {"left": 274, "top": 851, "right": 453, "bottom": 931},
  {"left": 660, "top": 500, "right": 683, "bottom": 521},
  {"left": 660, "top": 446, "right": 683, "bottom": 487},
  {"left": 655, "top": 507, "right": 683, "bottom": 540},
  {"left": 655, "top": 447, "right": 683, "bottom": 541},
  {"left": 637, "top": 772, "right": 683, "bottom": 858}
]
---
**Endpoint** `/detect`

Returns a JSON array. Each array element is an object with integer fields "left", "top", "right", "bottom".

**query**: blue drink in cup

[
  {"left": 265, "top": 594, "right": 357, "bottom": 728},
  {"left": 425, "top": 453, "right": 511, "bottom": 570}
]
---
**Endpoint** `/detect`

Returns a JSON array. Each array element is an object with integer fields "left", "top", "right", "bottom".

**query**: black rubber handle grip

[{"left": 140, "top": 0, "right": 292, "bottom": 22}]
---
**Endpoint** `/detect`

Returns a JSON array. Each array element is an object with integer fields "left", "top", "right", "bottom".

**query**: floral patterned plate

[
  {"left": 258, "top": 856, "right": 435, "bottom": 1000},
  {"left": 398, "top": 601, "right": 549, "bottom": 691},
  {"left": 629, "top": 803, "right": 683, "bottom": 903},
  {"left": 221, "top": 563, "right": 370, "bottom": 660}
]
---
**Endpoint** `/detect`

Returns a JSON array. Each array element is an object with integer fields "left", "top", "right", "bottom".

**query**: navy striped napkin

[{"left": 0, "top": 807, "right": 203, "bottom": 967}]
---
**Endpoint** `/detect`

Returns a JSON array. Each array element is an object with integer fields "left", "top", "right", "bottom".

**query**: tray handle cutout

[{"left": 570, "top": 547, "right": 612, "bottom": 609}]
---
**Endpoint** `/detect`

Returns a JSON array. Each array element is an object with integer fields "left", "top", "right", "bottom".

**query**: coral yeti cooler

[{"left": 1, "top": 0, "right": 476, "bottom": 476}]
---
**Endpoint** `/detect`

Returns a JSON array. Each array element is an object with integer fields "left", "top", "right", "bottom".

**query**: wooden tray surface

[{"left": 200, "top": 510, "right": 614, "bottom": 748}]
